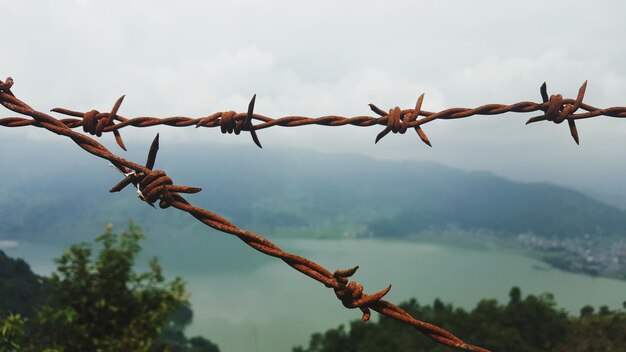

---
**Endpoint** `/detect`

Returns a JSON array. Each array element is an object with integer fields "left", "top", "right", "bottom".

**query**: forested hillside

[
  {"left": 1, "top": 140, "right": 625, "bottom": 244},
  {"left": 294, "top": 287, "right": 626, "bottom": 352}
]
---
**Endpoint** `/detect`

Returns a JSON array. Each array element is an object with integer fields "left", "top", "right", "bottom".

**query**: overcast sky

[{"left": 4, "top": 1, "right": 626, "bottom": 197}]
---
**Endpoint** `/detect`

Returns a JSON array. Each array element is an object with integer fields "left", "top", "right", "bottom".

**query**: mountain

[
  {"left": 0, "top": 250, "right": 48, "bottom": 317},
  {"left": 0, "top": 137, "right": 624, "bottom": 244}
]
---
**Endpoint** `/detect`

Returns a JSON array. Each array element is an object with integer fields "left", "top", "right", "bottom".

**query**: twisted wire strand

[
  {"left": 0, "top": 77, "right": 489, "bottom": 351},
  {"left": 1, "top": 79, "right": 624, "bottom": 150}
]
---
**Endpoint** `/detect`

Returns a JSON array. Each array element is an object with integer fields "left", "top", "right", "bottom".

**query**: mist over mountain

[{"left": 0, "top": 137, "right": 624, "bottom": 245}]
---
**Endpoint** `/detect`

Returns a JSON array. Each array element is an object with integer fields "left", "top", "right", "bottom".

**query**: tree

[
  {"left": 580, "top": 305, "right": 594, "bottom": 318},
  {"left": 509, "top": 286, "right": 521, "bottom": 305},
  {"left": 0, "top": 223, "right": 220, "bottom": 352},
  {"left": 0, "top": 314, "right": 27, "bottom": 352},
  {"left": 151, "top": 303, "right": 220, "bottom": 352},
  {"left": 294, "top": 288, "right": 593, "bottom": 352},
  {"left": 31, "top": 223, "right": 188, "bottom": 352}
]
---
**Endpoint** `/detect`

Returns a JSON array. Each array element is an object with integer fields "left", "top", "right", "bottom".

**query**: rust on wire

[
  {"left": 0, "top": 80, "right": 620, "bottom": 149},
  {"left": 524, "top": 81, "right": 588, "bottom": 144},
  {"left": 3, "top": 76, "right": 624, "bottom": 351},
  {"left": 0, "top": 76, "right": 491, "bottom": 351}
]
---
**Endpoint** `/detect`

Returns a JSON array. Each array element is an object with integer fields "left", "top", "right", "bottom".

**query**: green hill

[
  {"left": 0, "top": 250, "right": 48, "bottom": 317},
  {"left": 0, "top": 138, "right": 624, "bottom": 244}
]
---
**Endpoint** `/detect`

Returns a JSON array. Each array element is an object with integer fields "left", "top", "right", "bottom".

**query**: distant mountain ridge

[{"left": 0, "top": 138, "right": 624, "bottom": 244}]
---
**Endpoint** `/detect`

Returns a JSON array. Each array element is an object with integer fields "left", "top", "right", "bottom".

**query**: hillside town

[{"left": 517, "top": 233, "right": 626, "bottom": 280}]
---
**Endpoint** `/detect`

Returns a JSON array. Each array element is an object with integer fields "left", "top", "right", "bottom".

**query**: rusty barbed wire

[
  {"left": 2, "top": 79, "right": 626, "bottom": 151},
  {"left": 0, "top": 76, "right": 491, "bottom": 351},
  {"left": 6, "top": 76, "right": 626, "bottom": 351}
]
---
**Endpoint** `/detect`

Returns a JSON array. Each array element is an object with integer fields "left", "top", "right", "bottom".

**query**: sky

[{"left": 3, "top": 1, "right": 626, "bottom": 199}]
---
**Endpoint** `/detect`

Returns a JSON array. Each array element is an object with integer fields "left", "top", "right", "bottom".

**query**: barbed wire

[
  {"left": 0, "top": 77, "right": 494, "bottom": 351},
  {"left": 4, "top": 76, "right": 625, "bottom": 351},
  {"left": 2, "top": 79, "right": 625, "bottom": 151}
]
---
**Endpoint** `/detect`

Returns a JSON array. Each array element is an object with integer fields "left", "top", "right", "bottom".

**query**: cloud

[{"left": 3, "top": 0, "right": 626, "bottom": 198}]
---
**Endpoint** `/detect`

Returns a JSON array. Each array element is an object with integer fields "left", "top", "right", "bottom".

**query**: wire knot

[
  {"left": 136, "top": 169, "right": 174, "bottom": 208},
  {"left": 79, "top": 96, "right": 127, "bottom": 150},
  {"left": 370, "top": 94, "right": 431, "bottom": 146},
  {"left": 372, "top": 106, "right": 408, "bottom": 143},
  {"left": 219, "top": 111, "right": 243, "bottom": 134},
  {"left": 0, "top": 77, "right": 14, "bottom": 92},
  {"left": 332, "top": 266, "right": 391, "bottom": 322},
  {"left": 526, "top": 81, "right": 588, "bottom": 145},
  {"left": 109, "top": 134, "right": 201, "bottom": 206},
  {"left": 115, "top": 167, "right": 201, "bottom": 209},
  {"left": 82, "top": 110, "right": 110, "bottom": 136},
  {"left": 388, "top": 107, "right": 406, "bottom": 133},
  {"left": 543, "top": 94, "right": 566, "bottom": 124},
  {"left": 196, "top": 95, "right": 262, "bottom": 148}
]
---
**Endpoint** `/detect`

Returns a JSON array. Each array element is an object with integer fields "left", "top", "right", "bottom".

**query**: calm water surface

[{"left": 8, "top": 236, "right": 626, "bottom": 352}]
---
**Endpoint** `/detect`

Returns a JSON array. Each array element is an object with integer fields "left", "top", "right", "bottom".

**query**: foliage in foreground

[
  {"left": 294, "top": 287, "right": 626, "bottom": 352},
  {"left": 0, "top": 223, "right": 219, "bottom": 352}
]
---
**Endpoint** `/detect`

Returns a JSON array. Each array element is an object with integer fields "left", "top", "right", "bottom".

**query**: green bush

[{"left": 0, "top": 223, "right": 220, "bottom": 352}]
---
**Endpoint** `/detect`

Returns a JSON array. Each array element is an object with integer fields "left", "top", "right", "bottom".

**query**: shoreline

[{"left": 272, "top": 227, "right": 626, "bottom": 282}]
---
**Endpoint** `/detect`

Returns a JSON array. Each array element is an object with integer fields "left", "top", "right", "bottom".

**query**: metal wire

[
  {"left": 4, "top": 76, "right": 622, "bottom": 351},
  {"left": 2, "top": 80, "right": 623, "bottom": 151}
]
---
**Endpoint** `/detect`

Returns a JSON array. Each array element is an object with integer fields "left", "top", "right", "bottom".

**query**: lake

[{"left": 7, "top": 234, "right": 626, "bottom": 352}]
